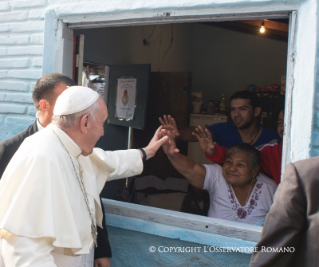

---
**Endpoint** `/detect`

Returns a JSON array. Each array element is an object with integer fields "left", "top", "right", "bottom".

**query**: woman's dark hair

[{"left": 226, "top": 143, "right": 260, "bottom": 171}]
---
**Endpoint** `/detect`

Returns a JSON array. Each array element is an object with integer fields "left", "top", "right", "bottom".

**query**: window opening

[{"left": 70, "top": 15, "right": 291, "bottom": 227}]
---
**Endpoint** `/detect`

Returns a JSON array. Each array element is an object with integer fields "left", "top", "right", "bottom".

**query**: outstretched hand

[
  {"left": 160, "top": 129, "right": 180, "bottom": 157},
  {"left": 143, "top": 126, "right": 169, "bottom": 160},
  {"left": 159, "top": 115, "right": 180, "bottom": 138},
  {"left": 192, "top": 126, "right": 215, "bottom": 155}
]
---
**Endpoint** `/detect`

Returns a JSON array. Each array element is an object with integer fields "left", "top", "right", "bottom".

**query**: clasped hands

[{"left": 159, "top": 115, "right": 216, "bottom": 156}]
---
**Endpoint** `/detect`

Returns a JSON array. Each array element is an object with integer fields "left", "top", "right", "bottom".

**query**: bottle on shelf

[
  {"left": 207, "top": 97, "right": 215, "bottom": 115},
  {"left": 219, "top": 94, "right": 226, "bottom": 114}
]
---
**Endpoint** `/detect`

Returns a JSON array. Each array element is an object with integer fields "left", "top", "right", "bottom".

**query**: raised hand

[
  {"left": 159, "top": 115, "right": 180, "bottom": 138},
  {"left": 192, "top": 126, "right": 215, "bottom": 155},
  {"left": 143, "top": 126, "right": 169, "bottom": 160},
  {"left": 160, "top": 129, "right": 179, "bottom": 157}
]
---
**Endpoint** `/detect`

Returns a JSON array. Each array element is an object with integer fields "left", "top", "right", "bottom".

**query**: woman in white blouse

[{"left": 162, "top": 131, "right": 277, "bottom": 225}]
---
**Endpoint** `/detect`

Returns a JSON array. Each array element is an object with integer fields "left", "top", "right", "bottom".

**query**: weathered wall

[
  {"left": 76, "top": 23, "right": 288, "bottom": 109},
  {"left": 107, "top": 226, "right": 251, "bottom": 267},
  {"left": 102, "top": 199, "right": 259, "bottom": 267},
  {"left": 190, "top": 23, "right": 288, "bottom": 107},
  {"left": 76, "top": 24, "right": 192, "bottom": 73}
]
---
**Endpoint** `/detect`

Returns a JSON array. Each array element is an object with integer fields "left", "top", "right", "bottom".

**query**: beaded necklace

[{"left": 53, "top": 130, "right": 98, "bottom": 247}]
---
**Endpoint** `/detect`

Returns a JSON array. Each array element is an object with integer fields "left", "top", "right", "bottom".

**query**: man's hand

[
  {"left": 161, "top": 129, "right": 179, "bottom": 157},
  {"left": 142, "top": 126, "right": 169, "bottom": 160},
  {"left": 94, "top": 257, "right": 111, "bottom": 267},
  {"left": 192, "top": 126, "right": 215, "bottom": 155},
  {"left": 159, "top": 115, "right": 180, "bottom": 138}
]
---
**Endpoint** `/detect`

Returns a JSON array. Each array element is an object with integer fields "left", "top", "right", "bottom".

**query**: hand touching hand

[
  {"left": 159, "top": 115, "right": 180, "bottom": 138},
  {"left": 192, "top": 126, "right": 215, "bottom": 155},
  {"left": 143, "top": 126, "right": 169, "bottom": 160},
  {"left": 160, "top": 129, "right": 179, "bottom": 157}
]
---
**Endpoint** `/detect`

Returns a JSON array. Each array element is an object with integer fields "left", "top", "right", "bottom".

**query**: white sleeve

[
  {"left": 88, "top": 148, "right": 144, "bottom": 192},
  {"left": 202, "top": 164, "right": 223, "bottom": 192},
  {"left": 1, "top": 232, "right": 56, "bottom": 267}
]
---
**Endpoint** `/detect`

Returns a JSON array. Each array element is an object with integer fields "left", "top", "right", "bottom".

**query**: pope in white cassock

[{"left": 0, "top": 86, "right": 168, "bottom": 266}]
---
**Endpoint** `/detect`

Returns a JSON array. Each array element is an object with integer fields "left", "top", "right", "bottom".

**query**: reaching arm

[
  {"left": 192, "top": 125, "right": 215, "bottom": 155},
  {"left": 205, "top": 143, "right": 228, "bottom": 165},
  {"left": 161, "top": 130, "right": 206, "bottom": 189},
  {"left": 140, "top": 126, "right": 168, "bottom": 160},
  {"left": 192, "top": 125, "right": 229, "bottom": 165}
]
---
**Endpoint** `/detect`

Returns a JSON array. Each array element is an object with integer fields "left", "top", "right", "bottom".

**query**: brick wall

[{"left": 0, "top": 0, "right": 47, "bottom": 141}]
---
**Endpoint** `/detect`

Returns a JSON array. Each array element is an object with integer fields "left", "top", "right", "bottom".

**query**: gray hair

[
  {"left": 51, "top": 100, "right": 100, "bottom": 129},
  {"left": 226, "top": 143, "right": 260, "bottom": 171}
]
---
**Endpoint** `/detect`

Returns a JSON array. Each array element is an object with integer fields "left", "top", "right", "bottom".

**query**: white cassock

[{"left": 0, "top": 123, "right": 143, "bottom": 266}]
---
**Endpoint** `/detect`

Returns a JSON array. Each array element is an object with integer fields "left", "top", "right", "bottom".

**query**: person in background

[
  {"left": 249, "top": 155, "right": 319, "bottom": 266},
  {"left": 0, "top": 73, "right": 75, "bottom": 177},
  {"left": 197, "top": 107, "right": 285, "bottom": 185},
  {"left": 0, "top": 74, "right": 112, "bottom": 267},
  {"left": 160, "top": 90, "right": 280, "bottom": 148},
  {"left": 161, "top": 130, "right": 277, "bottom": 225}
]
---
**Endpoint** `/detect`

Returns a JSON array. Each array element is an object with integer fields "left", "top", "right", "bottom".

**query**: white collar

[
  {"left": 37, "top": 119, "right": 45, "bottom": 131},
  {"left": 48, "top": 123, "right": 82, "bottom": 158}
]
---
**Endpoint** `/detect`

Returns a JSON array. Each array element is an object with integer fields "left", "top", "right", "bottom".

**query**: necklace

[
  {"left": 231, "top": 178, "right": 254, "bottom": 221},
  {"left": 248, "top": 125, "right": 260, "bottom": 145},
  {"left": 53, "top": 130, "right": 98, "bottom": 247},
  {"left": 239, "top": 125, "right": 260, "bottom": 145}
]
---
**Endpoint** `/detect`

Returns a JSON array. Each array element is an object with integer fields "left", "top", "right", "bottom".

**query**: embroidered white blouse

[{"left": 203, "top": 164, "right": 277, "bottom": 225}]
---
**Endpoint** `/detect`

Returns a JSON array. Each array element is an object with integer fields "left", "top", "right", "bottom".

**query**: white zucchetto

[{"left": 54, "top": 86, "right": 99, "bottom": 116}]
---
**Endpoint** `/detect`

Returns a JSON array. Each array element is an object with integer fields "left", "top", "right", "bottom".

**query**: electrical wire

[
  {"left": 146, "top": 25, "right": 156, "bottom": 42},
  {"left": 143, "top": 25, "right": 156, "bottom": 46},
  {"left": 159, "top": 24, "right": 174, "bottom": 71}
]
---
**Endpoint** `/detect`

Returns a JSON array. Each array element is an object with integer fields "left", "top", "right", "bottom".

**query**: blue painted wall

[
  {"left": 105, "top": 213, "right": 254, "bottom": 267},
  {"left": 108, "top": 226, "right": 251, "bottom": 267}
]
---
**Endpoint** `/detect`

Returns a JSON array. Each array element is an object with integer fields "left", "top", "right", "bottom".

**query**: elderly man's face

[{"left": 84, "top": 98, "right": 108, "bottom": 155}]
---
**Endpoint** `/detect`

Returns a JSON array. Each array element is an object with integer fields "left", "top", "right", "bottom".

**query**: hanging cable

[
  {"left": 159, "top": 24, "right": 174, "bottom": 71},
  {"left": 143, "top": 25, "right": 156, "bottom": 46}
]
